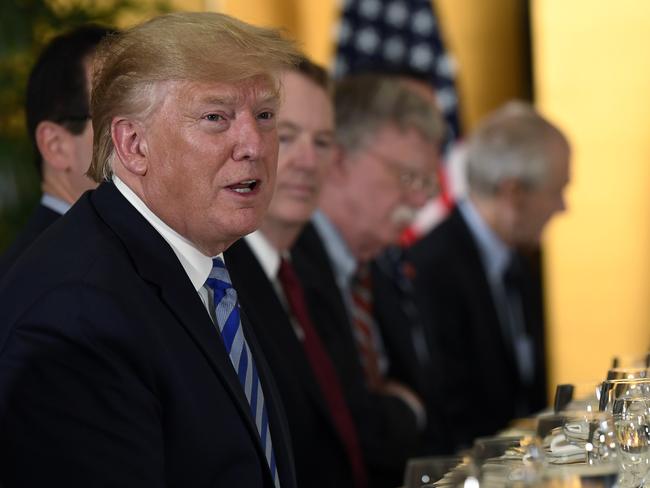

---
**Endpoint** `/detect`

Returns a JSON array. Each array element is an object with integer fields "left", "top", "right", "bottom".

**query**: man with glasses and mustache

[
  {"left": 0, "top": 25, "right": 115, "bottom": 276},
  {"left": 292, "top": 73, "right": 445, "bottom": 486}
]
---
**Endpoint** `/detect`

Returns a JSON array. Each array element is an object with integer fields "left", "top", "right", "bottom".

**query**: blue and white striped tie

[{"left": 205, "top": 257, "right": 280, "bottom": 488}]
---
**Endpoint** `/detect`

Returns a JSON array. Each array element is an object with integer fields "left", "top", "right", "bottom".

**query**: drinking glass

[
  {"left": 600, "top": 378, "right": 650, "bottom": 487},
  {"left": 607, "top": 367, "right": 649, "bottom": 381}
]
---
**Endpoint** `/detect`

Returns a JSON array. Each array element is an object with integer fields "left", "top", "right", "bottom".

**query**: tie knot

[
  {"left": 353, "top": 263, "right": 372, "bottom": 288},
  {"left": 277, "top": 257, "right": 299, "bottom": 287},
  {"left": 503, "top": 254, "right": 523, "bottom": 288},
  {"left": 206, "top": 257, "right": 233, "bottom": 292}
]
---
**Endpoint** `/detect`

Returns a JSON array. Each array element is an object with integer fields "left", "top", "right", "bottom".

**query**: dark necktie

[
  {"left": 502, "top": 255, "right": 534, "bottom": 387},
  {"left": 277, "top": 258, "right": 367, "bottom": 488},
  {"left": 205, "top": 257, "right": 280, "bottom": 488},
  {"left": 350, "top": 264, "right": 383, "bottom": 390}
]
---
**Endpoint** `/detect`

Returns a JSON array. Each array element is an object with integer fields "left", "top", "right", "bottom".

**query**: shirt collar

[
  {"left": 244, "top": 230, "right": 281, "bottom": 280},
  {"left": 113, "top": 175, "right": 214, "bottom": 292},
  {"left": 458, "top": 198, "right": 512, "bottom": 280},
  {"left": 41, "top": 193, "right": 71, "bottom": 215},
  {"left": 311, "top": 209, "right": 357, "bottom": 286}
]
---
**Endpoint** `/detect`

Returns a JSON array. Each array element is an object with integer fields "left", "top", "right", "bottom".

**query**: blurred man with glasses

[
  {"left": 0, "top": 25, "right": 114, "bottom": 276},
  {"left": 292, "top": 73, "right": 446, "bottom": 485}
]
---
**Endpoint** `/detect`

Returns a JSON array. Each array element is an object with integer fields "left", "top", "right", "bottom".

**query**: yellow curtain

[{"left": 533, "top": 0, "right": 650, "bottom": 386}]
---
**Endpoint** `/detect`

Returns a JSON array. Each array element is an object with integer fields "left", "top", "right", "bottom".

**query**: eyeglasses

[{"left": 366, "top": 148, "right": 440, "bottom": 196}]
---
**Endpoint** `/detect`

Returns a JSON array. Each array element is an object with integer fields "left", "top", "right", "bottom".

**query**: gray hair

[
  {"left": 334, "top": 74, "right": 444, "bottom": 152},
  {"left": 465, "top": 100, "right": 568, "bottom": 196}
]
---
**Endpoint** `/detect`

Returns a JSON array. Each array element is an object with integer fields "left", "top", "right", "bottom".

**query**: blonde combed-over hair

[{"left": 88, "top": 11, "right": 300, "bottom": 182}]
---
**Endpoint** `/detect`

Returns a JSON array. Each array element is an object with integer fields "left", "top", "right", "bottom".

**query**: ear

[
  {"left": 112, "top": 117, "right": 148, "bottom": 176},
  {"left": 35, "top": 121, "right": 74, "bottom": 172}
]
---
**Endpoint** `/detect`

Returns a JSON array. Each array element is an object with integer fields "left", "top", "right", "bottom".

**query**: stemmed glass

[{"left": 600, "top": 378, "right": 650, "bottom": 487}]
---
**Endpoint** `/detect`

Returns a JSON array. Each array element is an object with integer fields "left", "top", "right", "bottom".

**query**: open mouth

[{"left": 227, "top": 179, "right": 259, "bottom": 194}]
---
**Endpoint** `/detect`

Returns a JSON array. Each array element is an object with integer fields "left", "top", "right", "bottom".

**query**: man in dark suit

[
  {"left": 226, "top": 57, "right": 368, "bottom": 488},
  {"left": 408, "top": 101, "right": 571, "bottom": 451},
  {"left": 0, "top": 12, "right": 300, "bottom": 488},
  {"left": 293, "top": 223, "right": 426, "bottom": 487},
  {"left": 0, "top": 25, "right": 114, "bottom": 276},
  {"left": 293, "top": 74, "right": 446, "bottom": 475}
]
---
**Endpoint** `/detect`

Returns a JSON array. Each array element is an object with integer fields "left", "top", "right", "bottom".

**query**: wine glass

[
  {"left": 607, "top": 367, "right": 649, "bottom": 381},
  {"left": 600, "top": 378, "right": 650, "bottom": 487}
]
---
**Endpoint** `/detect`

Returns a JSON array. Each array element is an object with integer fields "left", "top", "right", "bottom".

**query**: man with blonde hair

[
  {"left": 0, "top": 12, "right": 299, "bottom": 488},
  {"left": 409, "top": 100, "right": 571, "bottom": 451}
]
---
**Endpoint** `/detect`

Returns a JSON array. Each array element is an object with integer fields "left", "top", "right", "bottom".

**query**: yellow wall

[
  {"left": 434, "top": 0, "right": 529, "bottom": 131},
  {"left": 532, "top": 0, "right": 650, "bottom": 385},
  {"left": 210, "top": 0, "right": 337, "bottom": 67}
]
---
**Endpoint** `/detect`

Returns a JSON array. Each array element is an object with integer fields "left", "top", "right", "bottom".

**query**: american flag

[
  {"left": 333, "top": 0, "right": 462, "bottom": 242},
  {"left": 333, "top": 0, "right": 461, "bottom": 154}
]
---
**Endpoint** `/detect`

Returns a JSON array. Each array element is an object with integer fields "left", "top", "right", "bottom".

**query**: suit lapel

[
  {"left": 292, "top": 224, "right": 361, "bottom": 380},
  {"left": 89, "top": 183, "right": 283, "bottom": 485}
]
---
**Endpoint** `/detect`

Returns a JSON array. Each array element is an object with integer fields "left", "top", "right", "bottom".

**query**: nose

[
  {"left": 232, "top": 113, "right": 263, "bottom": 161},
  {"left": 405, "top": 186, "right": 431, "bottom": 208}
]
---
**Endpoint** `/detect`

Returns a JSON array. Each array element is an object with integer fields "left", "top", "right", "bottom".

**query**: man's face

[
  {"left": 512, "top": 139, "right": 571, "bottom": 246},
  {"left": 138, "top": 77, "right": 280, "bottom": 254},
  {"left": 341, "top": 125, "right": 439, "bottom": 259},
  {"left": 264, "top": 71, "right": 335, "bottom": 228}
]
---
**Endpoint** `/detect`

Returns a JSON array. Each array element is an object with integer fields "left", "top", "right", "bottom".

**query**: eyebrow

[
  {"left": 196, "top": 92, "right": 280, "bottom": 109},
  {"left": 278, "top": 121, "right": 335, "bottom": 136},
  {"left": 278, "top": 121, "right": 300, "bottom": 131}
]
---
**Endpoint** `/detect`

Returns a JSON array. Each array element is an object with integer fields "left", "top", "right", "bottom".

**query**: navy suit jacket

[
  {"left": 0, "top": 202, "right": 60, "bottom": 278},
  {"left": 292, "top": 223, "right": 420, "bottom": 488},
  {"left": 225, "top": 238, "right": 358, "bottom": 488},
  {"left": 370, "top": 254, "right": 449, "bottom": 454},
  {"left": 407, "top": 207, "right": 547, "bottom": 451},
  {"left": 0, "top": 182, "right": 296, "bottom": 488}
]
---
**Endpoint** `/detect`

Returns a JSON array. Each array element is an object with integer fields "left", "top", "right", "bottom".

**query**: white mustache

[{"left": 390, "top": 205, "right": 418, "bottom": 226}]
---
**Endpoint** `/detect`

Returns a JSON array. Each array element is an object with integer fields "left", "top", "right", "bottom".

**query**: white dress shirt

[
  {"left": 113, "top": 176, "right": 217, "bottom": 319},
  {"left": 244, "top": 230, "right": 304, "bottom": 341}
]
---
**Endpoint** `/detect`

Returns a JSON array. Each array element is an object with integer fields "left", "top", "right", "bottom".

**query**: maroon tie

[{"left": 278, "top": 258, "right": 367, "bottom": 488}]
